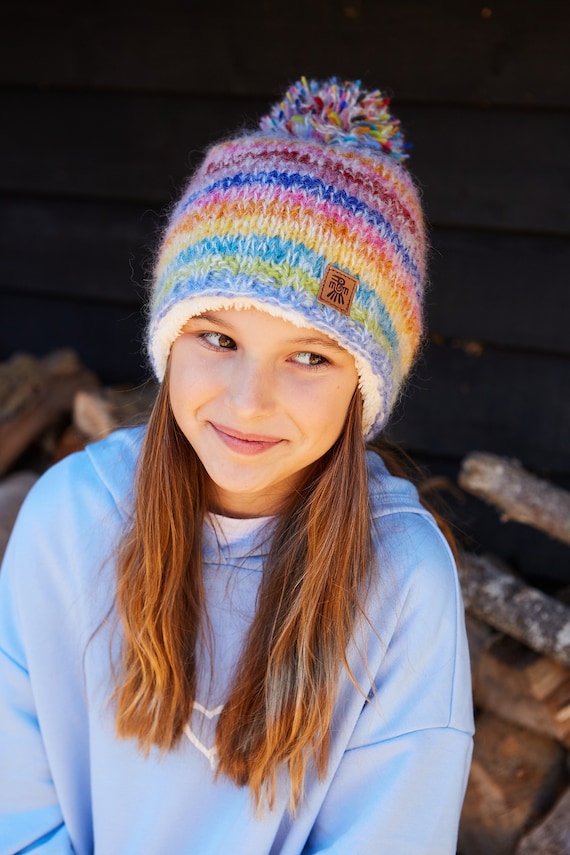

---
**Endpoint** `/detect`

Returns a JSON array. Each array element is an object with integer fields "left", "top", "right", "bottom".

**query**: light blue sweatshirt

[{"left": 0, "top": 428, "right": 473, "bottom": 854}]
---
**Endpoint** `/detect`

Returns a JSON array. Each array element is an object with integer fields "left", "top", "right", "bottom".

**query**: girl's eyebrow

[
  {"left": 185, "top": 312, "right": 236, "bottom": 333},
  {"left": 192, "top": 312, "right": 231, "bottom": 327},
  {"left": 289, "top": 336, "right": 346, "bottom": 352}
]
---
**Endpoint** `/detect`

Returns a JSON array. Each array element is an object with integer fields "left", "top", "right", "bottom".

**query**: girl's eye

[
  {"left": 292, "top": 351, "right": 329, "bottom": 367},
  {"left": 201, "top": 332, "right": 236, "bottom": 350}
]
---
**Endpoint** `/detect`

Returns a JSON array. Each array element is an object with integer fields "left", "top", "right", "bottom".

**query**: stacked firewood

[
  {"left": 458, "top": 454, "right": 570, "bottom": 854},
  {"left": 1, "top": 350, "right": 570, "bottom": 853},
  {"left": 0, "top": 350, "right": 156, "bottom": 562}
]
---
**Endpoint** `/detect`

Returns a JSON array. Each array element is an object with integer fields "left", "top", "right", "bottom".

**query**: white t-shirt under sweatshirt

[{"left": 0, "top": 427, "right": 474, "bottom": 854}]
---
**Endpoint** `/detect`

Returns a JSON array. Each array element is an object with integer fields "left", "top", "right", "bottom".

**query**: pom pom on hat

[
  {"left": 149, "top": 77, "right": 427, "bottom": 437},
  {"left": 259, "top": 76, "right": 409, "bottom": 160}
]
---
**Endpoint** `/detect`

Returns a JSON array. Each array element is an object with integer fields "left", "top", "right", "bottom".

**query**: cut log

[
  {"left": 0, "top": 471, "right": 38, "bottom": 563},
  {"left": 73, "top": 383, "right": 156, "bottom": 442},
  {"left": 515, "top": 786, "right": 570, "bottom": 854},
  {"left": 474, "top": 635, "right": 570, "bottom": 747},
  {"left": 458, "top": 712, "right": 567, "bottom": 855},
  {"left": 0, "top": 350, "right": 98, "bottom": 475},
  {"left": 73, "top": 390, "right": 118, "bottom": 440},
  {"left": 459, "top": 552, "right": 570, "bottom": 669},
  {"left": 459, "top": 452, "right": 570, "bottom": 546},
  {"left": 0, "top": 353, "right": 44, "bottom": 419}
]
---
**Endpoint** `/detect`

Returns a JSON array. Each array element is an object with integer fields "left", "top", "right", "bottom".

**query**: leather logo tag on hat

[{"left": 317, "top": 265, "right": 358, "bottom": 316}]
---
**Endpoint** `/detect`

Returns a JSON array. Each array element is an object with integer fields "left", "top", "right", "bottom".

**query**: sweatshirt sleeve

[
  {"left": 0, "top": 447, "right": 121, "bottom": 855},
  {"left": 0, "top": 496, "right": 75, "bottom": 854},
  {"left": 303, "top": 513, "right": 474, "bottom": 854}
]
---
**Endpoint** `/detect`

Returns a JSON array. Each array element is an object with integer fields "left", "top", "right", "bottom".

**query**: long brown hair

[{"left": 114, "top": 374, "right": 373, "bottom": 808}]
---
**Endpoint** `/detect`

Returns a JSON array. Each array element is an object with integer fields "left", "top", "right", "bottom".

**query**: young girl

[{"left": 0, "top": 78, "right": 473, "bottom": 854}]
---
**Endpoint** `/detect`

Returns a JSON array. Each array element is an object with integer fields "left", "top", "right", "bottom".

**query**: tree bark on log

[
  {"left": 459, "top": 451, "right": 570, "bottom": 546},
  {"left": 516, "top": 786, "right": 570, "bottom": 854},
  {"left": 459, "top": 552, "right": 570, "bottom": 669}
]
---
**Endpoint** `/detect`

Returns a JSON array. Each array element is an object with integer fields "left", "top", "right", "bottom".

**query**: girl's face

[{"left": 169, "top": 308, "right": 358, "bottom": 518}]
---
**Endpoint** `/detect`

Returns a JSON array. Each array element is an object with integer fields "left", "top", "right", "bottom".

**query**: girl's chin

[{"left": 206, "top": 477, "right": 297, "bottom": 519}]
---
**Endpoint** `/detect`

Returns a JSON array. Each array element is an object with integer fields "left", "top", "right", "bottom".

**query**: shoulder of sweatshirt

[
  {"left": 0, "top": 430, "right": 143, "bottom": 665},
  {"left": 12, "top": 426, "right": 144, "bottom": 528},
  {"left": 363, "top": 450, "right": 467, "bottom": 680},
  {"left": 358, "top": 452, "right": 474, "bottom": 740},
  {"left": 366, "top": 446, "right": 453, "bottom": 553},
  {"left": 365, "top": 448, "right": 432, "bottom": 520}
]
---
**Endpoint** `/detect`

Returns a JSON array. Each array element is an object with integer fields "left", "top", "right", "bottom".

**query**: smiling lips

[{"left": 210, "top": 423, "right": 284, "bottom": 456}]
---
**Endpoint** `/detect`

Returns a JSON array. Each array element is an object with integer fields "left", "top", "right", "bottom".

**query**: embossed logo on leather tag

[{"left": 317, "top": 265, "right": 358, "bottom": 316}]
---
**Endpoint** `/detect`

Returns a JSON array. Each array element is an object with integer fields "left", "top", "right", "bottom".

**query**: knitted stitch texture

[{"left": 149, "top": 78, "right": 427, "bottom": 436}]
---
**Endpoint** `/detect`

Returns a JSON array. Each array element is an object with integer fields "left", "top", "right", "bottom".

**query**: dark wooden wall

[{"left": 1, "top": 1, "right": 569, "bottom": 583}]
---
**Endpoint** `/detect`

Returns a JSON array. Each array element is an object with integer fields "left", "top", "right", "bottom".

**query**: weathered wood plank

[
  {"left": 0, "top": 196, "right": 154, "bottom": 305},
  {"left": 0, "top": 294, "right": 147, "bottom": 385},
  {"left": 0, "top": 90, "right": 263, "bottom": 204},
  {"left": 429, "top": 229, "right": 570, "bottom": 354},
  {"left": 408, "top": 107, "right": 570, "bottom": 234},
  {"left": 2, "top": 198, "right": 569, "bottom": 355},
  {"left": 1, "top": 0, "right": 569, "bottom": 107},
  {"left": 389, "top": 341, "right": 570, "bottom": 473},
  {"left": 1, "top": 92, "right": 570, "bottom": 233}
]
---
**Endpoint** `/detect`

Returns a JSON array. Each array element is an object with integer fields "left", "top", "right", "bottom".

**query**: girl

[{"left": 0, "top": 78, "right": 473, "bottom": 854}]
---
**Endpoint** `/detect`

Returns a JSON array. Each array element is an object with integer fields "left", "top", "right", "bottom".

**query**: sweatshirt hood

[{"left": 84, "top": 426, "right": 145, "bottom": 523}]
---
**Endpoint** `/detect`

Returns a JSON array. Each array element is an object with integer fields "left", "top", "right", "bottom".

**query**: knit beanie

[{"left": 149, "top": 77, "right": 427, "bottom": 437}]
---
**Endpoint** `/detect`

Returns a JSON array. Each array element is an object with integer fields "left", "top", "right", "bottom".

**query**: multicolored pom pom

[{"left": 259, "top": 76, "right": 410, "bottom": 161}]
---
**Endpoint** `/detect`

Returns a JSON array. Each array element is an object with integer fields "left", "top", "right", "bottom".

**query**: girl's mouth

[{"left": 210, "top": 423, "right": 283, "bottom": 455}]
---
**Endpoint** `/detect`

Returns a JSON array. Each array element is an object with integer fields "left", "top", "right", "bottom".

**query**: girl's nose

[{"left": 226, "top": 358, "right": 275, "bottom": 417}]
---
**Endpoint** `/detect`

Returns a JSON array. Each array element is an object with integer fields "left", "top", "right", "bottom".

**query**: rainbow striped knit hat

[{"left": 149, "top": 77, "right": 427, "bottom": 437}]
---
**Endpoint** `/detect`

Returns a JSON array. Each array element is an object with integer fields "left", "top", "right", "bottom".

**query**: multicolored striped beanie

[{"left": 149, "top": 77, "right": 427, "bottom": 437}]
